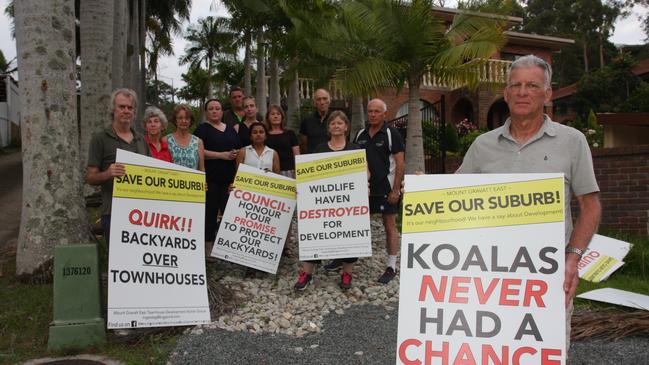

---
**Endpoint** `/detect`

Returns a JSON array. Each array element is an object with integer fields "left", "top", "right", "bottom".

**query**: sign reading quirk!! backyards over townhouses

[
  {"left": 397, "top": 174, "right": 566, "bottom": 365},
  {"left": 107, "top": 149, "right": 210, "bottom": 329}
]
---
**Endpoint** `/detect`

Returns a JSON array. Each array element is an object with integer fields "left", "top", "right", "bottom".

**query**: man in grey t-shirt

[{"left": 458, "top": 55, "right": 601, "bottom": 351}]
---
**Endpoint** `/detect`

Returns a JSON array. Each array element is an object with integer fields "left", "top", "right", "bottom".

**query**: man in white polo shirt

[{"left": 457, "top": 55, "right": 601, "bottom": 351}]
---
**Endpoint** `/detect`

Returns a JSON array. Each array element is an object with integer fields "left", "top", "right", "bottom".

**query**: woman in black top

[
  {"left": 194, "top": 99, "right": 241, "bottom": 262},
  {"left": 265, "top": 105, "right": 300, "bottom": 178},
  {"left": 294, "top": 111, "right": 362, "bottom": 291}
]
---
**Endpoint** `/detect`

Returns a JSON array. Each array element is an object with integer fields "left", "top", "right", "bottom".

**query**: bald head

[{"left": 313, "top": 88, "right": 331, "bottom": 115}]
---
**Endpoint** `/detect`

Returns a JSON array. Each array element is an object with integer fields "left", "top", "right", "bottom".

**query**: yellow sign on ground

[
  {"left": 402, "top": 177, "right": 564, "bottom": 233},
  {"left": 233, "top": 170, "right": 296, "bottom": 199},
  {"left": 296, "top": 150, "right": 366, "bottom": 183},
  {"left": 113, "top": 164, "right": 205, "bottom": 203}
]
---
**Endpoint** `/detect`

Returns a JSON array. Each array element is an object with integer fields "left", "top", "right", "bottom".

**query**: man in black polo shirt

[
  {"left": 299, "top": 88, "right": 331, "bottom": 154},
  {"left": 86, "top": 88, "right": 150, "bottom": 245},
  {"left": 355, "top": 98, "right": 405, "bottom": 284},
  {"left": 222, "top": 86, "right": 246, "bottom": 126}
]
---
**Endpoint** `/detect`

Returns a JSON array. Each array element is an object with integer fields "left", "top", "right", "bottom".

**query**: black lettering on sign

[{"left": 62, "top": 266, "right": 92, "bottom": 277}]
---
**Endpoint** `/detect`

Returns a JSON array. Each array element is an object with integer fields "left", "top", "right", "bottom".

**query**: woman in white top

[{"left": 235, "top": 122, "right": 280, "bottom": 174}]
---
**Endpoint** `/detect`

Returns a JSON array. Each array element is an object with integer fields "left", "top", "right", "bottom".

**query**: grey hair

[
  {"left": 313, "top": 88, "right": 331, "bottom": 100},
  {"left": 368, "top": 98, "right": 387, "bottom": 112},
  {"left": 508, "top": 55, "right": 552, "bottom": 89},
  {"left": 110, "top": 88, "right": 138, "bottom": 116},
  {"left": 143, "top": 106, "right": 168, "bottom": 129}
]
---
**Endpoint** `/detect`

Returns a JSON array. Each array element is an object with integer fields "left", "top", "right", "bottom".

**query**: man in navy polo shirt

[
  {"left": 299, "top": 88, "right": 332, "bottom": 154},
  {"left": 355, "top": 98, "right": 405, "bottom": 284}
]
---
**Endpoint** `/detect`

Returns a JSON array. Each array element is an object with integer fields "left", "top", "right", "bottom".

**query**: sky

[{"left": 0, "top": 0, "right": 647, "bottom": 88}]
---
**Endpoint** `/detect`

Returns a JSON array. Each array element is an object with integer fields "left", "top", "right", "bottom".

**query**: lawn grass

[
  {"left": 0, "top": 220, "right": 178, "bottom": 365},
  {"left": 574, "top": 228, "right": 649, "bottom": 309}
]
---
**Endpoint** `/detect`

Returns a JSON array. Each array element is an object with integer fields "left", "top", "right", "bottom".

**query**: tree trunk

[
  {"left": 350, "top": 96, "right": 365, "bottom": 140},
  {"left": 269, "top": 55, "right": 281, "bottom": 107},
  {"left": 405, "top": 74, "right": 424, "bottom": 174},
  {"left": 286, "top": 69, "right": 300, "bottom": 132},
  {"left": 137, "top": 0, "right": 146, "bottom": 125},
  {"left": 79, "top": 0, "right": 114, "bottom": 176},
  {"left": 15, "top": 0, "right": 90, "bottom": 277},
  {"left": 582, "top": 42, "right": 589, "bottom": 73},
  {"left": 243, "top": 33, "right": 252, "bottom": 96},
  {"left": 112, "top": 0, "right": 128, "bottom": 89},
  {"left": 255, "top": 34, "right": 267, "bottom": 118},
  {"left": 599, "top": 33, "right": 604, "bottom": 70},
  {"left": 206, "top": 56, "right": 213, "bottom": 99}
]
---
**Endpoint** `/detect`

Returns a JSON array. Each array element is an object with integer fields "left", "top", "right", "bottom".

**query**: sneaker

[
  {"left": 323, "top": 259, "right": 343, "bottom": 272},
  {"left": 294, "top": 271, "right": 313, "bottom": 291},
  {"left": 377, "top": 267, "right": 396, "bottom": 284},
  {"left": 339, "top": 272, "right": 352, "bottom": 290}
]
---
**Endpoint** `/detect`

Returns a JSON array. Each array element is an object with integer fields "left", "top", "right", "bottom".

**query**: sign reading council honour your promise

[
  {"left": 295, "top": 149, "right": 372, "bottom": 261},
  {"left": 107, "top": 149, "right": 210, "bottom": 329},
  {"left": 212, "top": 163, "right": 296, "bottom": 274},
  {"left": 397, "top": 174, "right": 566, "bottom": 365}
]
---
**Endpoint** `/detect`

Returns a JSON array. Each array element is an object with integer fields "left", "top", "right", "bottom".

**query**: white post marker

[
  {"left": 212, "top": 163, "right": 296, "bottom": 274},
  {"left": 108, "top": 149, "right": 209, "bottom": 329},
  {"left": 397, "top": 174, "right": 566, "bottom": 365},
  {"left": 295, "top": 149, "right": 371, "bottom": 261}
]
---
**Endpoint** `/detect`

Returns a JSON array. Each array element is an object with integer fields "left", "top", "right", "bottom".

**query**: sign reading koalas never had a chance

[
  {"left": 397, "top": 174, "right": 566, "bottom": 365},
  {"left": 108, "top": 149, "right": 209, "bottom": 329},
  {"left": 295, "top": 149, "right": 371, "bottom": 261},
  {"left": 212, "top": 164, "right": 296, "bottom": 274}
]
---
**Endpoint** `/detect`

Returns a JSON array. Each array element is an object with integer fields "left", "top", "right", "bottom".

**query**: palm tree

[
  {"left": 288, "top": 0, "right": 505, "bottom": 173},
  {"left": 146, "top": 0, "right": 192, "bottom": 82},
  {"left": 180, "top": 16, "right": 237, "bottom": 99},
  {"left": 15, "top": 0, "right": 89, "bottom": 277}
]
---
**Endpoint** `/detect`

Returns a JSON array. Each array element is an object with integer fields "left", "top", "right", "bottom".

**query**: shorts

[{"left": 369, "top": 195, "right": 400, "bottom": 215}]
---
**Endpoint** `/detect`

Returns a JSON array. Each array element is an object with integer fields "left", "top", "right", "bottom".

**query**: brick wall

[{"left": 590, "top": 145, "right": 649, "bottom": 236}]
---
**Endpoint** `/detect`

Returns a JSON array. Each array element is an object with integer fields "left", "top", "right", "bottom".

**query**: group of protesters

[
  {"left": 85, "top": 84, "right": 405, "bottom": 292},
  {"left": 85, "top": 55, "right": 602, "bottom": 353}
]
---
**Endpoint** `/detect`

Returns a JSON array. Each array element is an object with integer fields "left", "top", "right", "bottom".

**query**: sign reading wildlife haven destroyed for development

[
  {"left": 212, "top": 163, "right": 296, "bottom": 274},
  {"left": 295, "top": 149, "right": 371, "bottom": 261},
  {"left": 108, "top": 149, "right": 209, "bottom": 329},
  {"left": 397, "top": 174, "right": 566, "bottom": 365}
]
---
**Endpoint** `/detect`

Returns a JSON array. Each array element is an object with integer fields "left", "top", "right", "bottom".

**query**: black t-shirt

[
  {"left": 194, "top": 122, "right": 241, "bottom": 184},
  {"left": 237, "top": 121, "right": 253, "bottom": 147},
  {"left": 314, "top": 141, "right": 361, "bottom": 153},
  {"left": 299, "top": 111, "right": 330, "bottom": 154},
  {"left": 223, "top": 109, "right": 262, "bottom": 127},
  {"left": 266, "top": 130, "right": 299, "bottom": 171},
  {"left": 354, "top": 123, "right": 405, "bottom": 196}
]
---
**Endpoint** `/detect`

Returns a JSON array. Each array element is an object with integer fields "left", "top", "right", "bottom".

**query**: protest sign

[
  {"left": 107, "top": 149, "right": 209, "bottom": 329},
  {"left": 212, "top": 163, "right": 296, "bottom": 274},
  {"left": 295, "top": 149, "right": 371, "bottom": 261},
  {"left": 397, "top": 174, "right": 566, "bottom": 365},
  {"left": 578, "top": 234, "right": 632, "bottom": 283}
]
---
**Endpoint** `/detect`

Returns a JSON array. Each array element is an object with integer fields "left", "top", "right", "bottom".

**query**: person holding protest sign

[
  {"left": 234, "top": 96, "right": 260, "bottom": 147},
  {"left": 166, "top": 104, "right": 205, "bottom": 171},
  {"left": 295, "top": 111, "right": 363, "bottom": 290},
  {"left": 352, "top": 99, "right": 405, "bottom": 284},
  {"left": 265, "top": 105, "right": 300, "bottom": 178},
  {"left": 86, "top": 88, "right": 150, "bottom": 245},
  {"left": 457, "top": 54, "right": 601, "bottom": 351},
  {"left": 195, "top": 99, "right": 241, "bottom": 262},
  {"left": 143, "top": 106, "right": 172, "bottom": 163},
  {"left": 235, "top": 122, "right": 280, "bottom": 174}
]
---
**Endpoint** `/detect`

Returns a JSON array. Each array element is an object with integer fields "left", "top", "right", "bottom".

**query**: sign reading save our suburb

[
  {"left": 397, "top": 174, "right": 566, "bottom": 365},
  {"left": 212, "top": 163, "right": 296, "bottom": 274},
  {"left": 108, "top": 149, "right": 209, "bottom": 329},
  {"left": 295, "top": 149, "right": 371, "bottom": 261}
]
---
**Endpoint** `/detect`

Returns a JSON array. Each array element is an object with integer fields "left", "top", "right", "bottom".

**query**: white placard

[
  {"left": 578, "top": 234, "right": 632, "bottom": 282},
  {"left": 577, "top": 288, "right": 649, "bottom": 310},
  {"left": 107, "top": 149, "right": 209, "bottom": 329},
  {"left": 212, "top": 164, "right": 296, "bottom": 274},
  {"left": 295, "top": 149, "right": 371, "bottom": 261},
  {"left": 397, "top": 174, "right": 566, "bottom": 364}
]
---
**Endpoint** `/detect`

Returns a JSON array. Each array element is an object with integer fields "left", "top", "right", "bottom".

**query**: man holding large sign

[
  {"left": 455, "top": 55, "right": 600, "bottom": 356},
  {"left": 212, "top": 163, "right": 296, "bottom": 274},
  {"left": 398, "top": 174, "right": 566, "bottom": 364},
  {"left": 107, "top": 149, "right": 210, "bottom": 329}
]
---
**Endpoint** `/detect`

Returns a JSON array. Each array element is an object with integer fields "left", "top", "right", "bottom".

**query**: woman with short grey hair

[{"left": 143, "top": 106, "right": 172, "bottom": 162}]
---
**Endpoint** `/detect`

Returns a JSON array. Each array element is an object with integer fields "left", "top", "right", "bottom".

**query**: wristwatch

[{"left": 565, "top": 246, "right": 584, "bottom": 259}]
